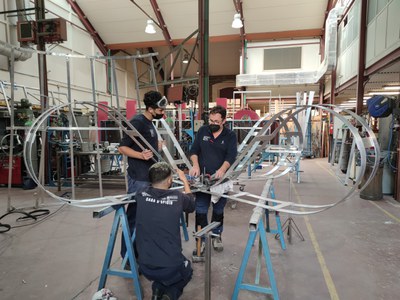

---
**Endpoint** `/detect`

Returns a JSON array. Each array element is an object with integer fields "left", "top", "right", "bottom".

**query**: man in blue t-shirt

[
  {"left": 189, "top": 105, "right": 237, "bottom": 253},
  {"left": 136, "top": 162, "right": 195, "bottom": 300},
  {"left": 118, "top": 90, "right": 167, "bottom": 259}
]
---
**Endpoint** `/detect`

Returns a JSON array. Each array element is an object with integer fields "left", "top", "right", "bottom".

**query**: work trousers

[
  {"left": 195, "top": 191, "right": 227, "bottom": 235},
  {"left": 139, "top": 259, "right": 193, "bottom": 300},
  {"left": 120, "top": 176, "right": 149, "bottom": 258}
]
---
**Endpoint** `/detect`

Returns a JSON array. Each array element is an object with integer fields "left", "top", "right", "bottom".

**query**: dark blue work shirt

[
  {"left": 135, "top": 187, "right": 195, "bottom": 267},
  {"left": 119, "top": 114, "right": 158, "bottom": 181},
  {"left": 189, "top": 125, "right": 237, "bottom": 175}
]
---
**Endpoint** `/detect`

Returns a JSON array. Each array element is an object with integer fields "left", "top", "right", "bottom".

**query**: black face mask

[
  {"left": 209, "top": 124, "right": 220, "bottom": 133},
  {"left": 153, "top": 113, "right": 164, "bottom": 119}
]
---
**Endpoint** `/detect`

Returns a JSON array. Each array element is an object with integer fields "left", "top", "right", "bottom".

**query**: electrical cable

[{"left": 0, "top": 205, "right": 65, "bottom": 233}]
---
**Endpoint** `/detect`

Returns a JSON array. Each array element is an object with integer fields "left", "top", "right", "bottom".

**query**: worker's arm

[
  {"left": 189, "top": 154, "right": 200, "bottom": 177},
  {"left": 215, "top": 161, "right": 231, "bottom": 179},
  {"left": 215, "top": 131, "right": 237, "bottom": 178},
  {"left": 176, "top": 169, "right": 191, "bottom": 194},
  {"left": 118, "top": 145, "right": 153, "bottom": 161}
]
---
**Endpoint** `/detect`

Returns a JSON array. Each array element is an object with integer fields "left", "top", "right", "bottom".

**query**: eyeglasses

[
  {"left": 155, "top": 96, "right": 168, "bottom": 109},
  {"left": 208, "top": 119, "right": 222, "bottom": 125}
]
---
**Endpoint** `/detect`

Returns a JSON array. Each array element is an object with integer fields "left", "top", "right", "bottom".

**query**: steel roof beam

[
  {"left": 149, "top": 0, "right": 174, "bottom": 49},
  {"left": 66, "top": 0, "right": 108, "bottom": 55}
]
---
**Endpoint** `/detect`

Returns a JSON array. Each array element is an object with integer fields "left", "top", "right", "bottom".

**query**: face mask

[
  {"left": 153, "top": 113, "right": 164, "bottom": 119},
  {"left": 209, "top": 124, "right": 220, "bottom": 133}
]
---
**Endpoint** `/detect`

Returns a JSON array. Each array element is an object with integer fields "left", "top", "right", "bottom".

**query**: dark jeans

[
  {"left": 120, "top": 177, "right": 149, "bottom": 258},
  {"left": 139, "top": 259, "right": 193, "bottom": 300},
  {"left": 195, "top": 191, "right": 227, "bottom": 235}
]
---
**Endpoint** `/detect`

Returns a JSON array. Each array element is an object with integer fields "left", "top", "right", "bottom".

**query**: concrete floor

[{"left": 0, "top": 158, "right": 399, "bottom": 300}]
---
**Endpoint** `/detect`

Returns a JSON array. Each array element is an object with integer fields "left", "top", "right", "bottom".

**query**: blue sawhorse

[
  {"left": 232, "top": 217, "right": 279, "bottom": 300},
  {"left": 181, "top": 212, "right": 189, "bottom": 241},
  {"left": 265, "top": 184, "right": 286, "bottom": 250},
  {"left": 97, "top": 205, "right": 143, "bottom": 300}
]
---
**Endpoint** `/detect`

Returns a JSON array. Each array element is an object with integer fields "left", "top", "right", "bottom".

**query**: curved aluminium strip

[
  {"left": 23, "top": 103, "right": 379, "bottom": 214},
  {"left": 214, "top": 104, "right": 379, "bottom": 214},
  {"left": 23, "top": 101, "right": 166, "bottom": 207}
]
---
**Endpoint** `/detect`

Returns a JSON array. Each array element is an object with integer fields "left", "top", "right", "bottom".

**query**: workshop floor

[{"left": 0, "top": 158, "right": 399, "bottom": 300}]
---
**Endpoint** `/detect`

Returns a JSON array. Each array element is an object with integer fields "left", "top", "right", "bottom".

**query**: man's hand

[
  {"left": 176, "top": 169, "right": 188, "bottom": 183},
  {"left": 215, "top": 168, "right": 225, "bottom": 179},
  {"left": 158, "top": 140, "right": 165, "bottom": 151},
  {"left": 189, "top": 165, "right": 200, "bottom": 177},
  {"left": 141, "top": 149, "right": 154, "bottom": 160},
  {"left": 176, "top": 169, "right": 191, "bottom": 194}
]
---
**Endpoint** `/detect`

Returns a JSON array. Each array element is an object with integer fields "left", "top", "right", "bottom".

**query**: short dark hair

[
  {"left": 210, "top": 105, "right": 227, "bottom": 119},
  {"left": 149, "top": 162, "right": 172, "bottom": 184},
  {"left": 143, "top": 90, "right": 163, "bottom": 109}
]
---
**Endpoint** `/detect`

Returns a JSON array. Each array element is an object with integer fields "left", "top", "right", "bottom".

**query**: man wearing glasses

[
  {"left": 189, "top": 105, "right": 237, "bottom": 254},
  {"left": 118, "top": 90, "right": 168, "bottom": 260}
]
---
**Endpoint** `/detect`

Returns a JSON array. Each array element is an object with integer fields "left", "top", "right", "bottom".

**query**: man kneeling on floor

[{"left": 135, "top": 162, "right": 195, "bottom": 300}]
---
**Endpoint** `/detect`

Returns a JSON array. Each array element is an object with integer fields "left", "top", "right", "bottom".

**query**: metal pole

[
  {"left": 148, "top": 54, "right": 158, "bottom": 91},
  {"left": 89, "top": 58, "right": 104, "bottom": 197},
  {"left": 198, "top": 0, "right": 209, "bottom": 118},
  {"left": 356, "top": 0, "right": 368, "bottom": 115},
  {"left": 7, "top": 49, "right": 15, "bottom": 212},
  {"left": 111, "top": 58, "right": 121, "bottom": 111},
  {"left": 131, "top": 56, "right": 142, "bottom": 113},
  {"left": 204, "top": 231, "right": 212, "bottom": 300},
  {"left": 65, "top": 57, "right": 77, "bottom": 200},
  {"left": 178, "top": 104, "right": 182, "bottom": 141}
]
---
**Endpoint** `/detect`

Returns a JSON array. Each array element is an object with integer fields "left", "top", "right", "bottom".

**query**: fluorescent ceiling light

[
  {"left": 145, "top": 19, "right": 156, "bottom": 34},
  {"left": 369, "top": 91, "right": 400, "bottom": 96},
  {"left": 383, "top": 86, "right": 400, "bottom": 90},
  {"left": 232, "top": 13, "right": 243, "bottom": 29},
  {"left": 348, "top": 97, "right": 370, "bottom": 100},
  {"left": 346, "top": 100, "right": 367, "bottom": 103}
]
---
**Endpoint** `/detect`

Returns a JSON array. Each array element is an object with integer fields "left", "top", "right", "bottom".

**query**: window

[{"left": 263, "top": 47, "right": 302, "bottom": 70}]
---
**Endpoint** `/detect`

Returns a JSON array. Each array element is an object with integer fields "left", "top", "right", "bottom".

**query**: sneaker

[
  {"left": 212, "top": 235, "right": 223, "bottom": 252},
  {"left": 151, "top": 288, "right": 163, "bottom": 300},
  {"left": 192, "top": 240, "right": 205, "bottom": 256}
]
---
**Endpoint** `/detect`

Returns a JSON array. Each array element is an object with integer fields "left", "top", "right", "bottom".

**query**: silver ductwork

[
  {"left": 0, "top": 40, "right": 33, "bottom": 61},
  {"left": 0, "top": 0, "right": 33, "bottom": 61},
  {"left": 236, "top": 6, "right": 344, "bottom": 87}
]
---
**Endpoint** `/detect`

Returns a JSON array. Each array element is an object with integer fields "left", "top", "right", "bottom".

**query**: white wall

[
  {"left": 336, "top": 0, "right": 360, "bottom": 87},
  {"left": 336, "top": 0, "right": 400, "bottom": 88},
  {"left": 366, "top": 0, "right": 400, "bottom": 67},
  {"left": 0, "top": 0, "right": 140, "bottom": 110},
  {"left": 245, "top": 39, "right": 321, "bottom": 74}
]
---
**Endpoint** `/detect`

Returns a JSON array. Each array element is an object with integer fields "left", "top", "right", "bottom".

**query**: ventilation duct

[
  {"left": 236, "top": 6, "right": 344, "bottom": 87},
  {"left": 0, "top": 40, "right": 32, "bottom": 61},
  {"left": 0, "top": 0, "right": 33, "bottom": 61}
]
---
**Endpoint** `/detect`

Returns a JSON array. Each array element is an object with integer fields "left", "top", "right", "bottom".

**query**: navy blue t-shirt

[
  {"left": 189, "top": 125, "right": 237, "bottom": 175},
  {"left": 119, "top": 114, "right": 158, "bottom": 181},
  {"left": 135, "top": 187, "right": 195, "bottom": 267}
]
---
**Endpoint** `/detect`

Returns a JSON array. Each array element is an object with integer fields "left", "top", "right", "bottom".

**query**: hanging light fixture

[
  {"left": 232, "top": 13, "right": 243, "bottom": 29},
  {"left": 145, "top": 19, "right": 156, "bottom": 34},
  {"left": 182, "top": 54, "right": 189, "bottom": 64}
]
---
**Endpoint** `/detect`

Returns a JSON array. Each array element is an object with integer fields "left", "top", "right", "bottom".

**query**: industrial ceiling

[{"left": 71, "top": 0, "right": 400, "bottom": 111}]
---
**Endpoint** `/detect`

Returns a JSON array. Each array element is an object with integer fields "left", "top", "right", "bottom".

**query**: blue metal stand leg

[
  {"left": 232, "top": 218, "right": 279, "bottom": 300},
  {"left": 180, "top": 212, "right": 189, "bottom": 241},
  {"left": 265, "top": 185, "right": 286, "bottom": 250},
  {"left": 121, "top": 230, "right": 135, "bottom": 269},
  {"left": 98, "top": 206, "right": 142, "bottom": 299}
]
